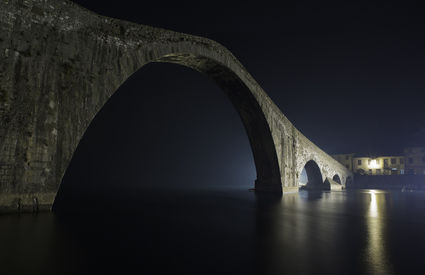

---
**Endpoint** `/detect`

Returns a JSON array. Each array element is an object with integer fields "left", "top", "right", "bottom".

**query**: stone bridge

[{"left": 0, "top": 0, "right": 352, "bottom": 212}]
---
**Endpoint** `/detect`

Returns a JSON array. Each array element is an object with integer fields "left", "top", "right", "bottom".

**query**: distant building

[
  {"left": 404, "top": 146, "right": 425, "bottom": 175},
  {"left": 332, "top": 154, "right": 405, "bottom": 175},
  {"left": 332, "top": 153, "right": 355, "bottom": 171},
  {"left": 353, "top": 156, "right": 405, "bottom": 175}
]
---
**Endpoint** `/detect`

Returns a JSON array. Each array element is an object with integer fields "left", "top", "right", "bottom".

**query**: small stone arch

[
  {"left": 332, "top": 174, "right": 342, "bottom": 184},
  {"left": 299, "top": 160, "right": 325, "bottom": 190}
]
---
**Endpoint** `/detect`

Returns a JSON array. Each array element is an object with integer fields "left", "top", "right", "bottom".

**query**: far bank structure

[{"left": 332, "top": 146, "right": 425, "bottom": 176}]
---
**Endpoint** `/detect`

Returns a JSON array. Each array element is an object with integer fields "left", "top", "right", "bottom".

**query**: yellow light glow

[
  {"left": 369, "top": 190, "right": 377, "bottom": 218},
  {"left": 369, "top": 159, "right": 379, "bottom": 169},
  {"left": 366, "top": 190, "right": 390, "bottom": 274}
]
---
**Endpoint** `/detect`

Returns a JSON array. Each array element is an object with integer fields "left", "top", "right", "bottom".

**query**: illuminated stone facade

[
  {"left": 333, "top": 154, "right": 405, "bottom": 175},
  {"left": 353, "top": 156, "right": 405, "bottom": 175},
  {"left": 334, "top": 149, "right": 425, "bottom": 176}
]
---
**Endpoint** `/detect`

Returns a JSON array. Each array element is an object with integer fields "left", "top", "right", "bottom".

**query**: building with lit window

[
  {"left": 404, "top": 146, "right": 425, "bottom": 175},
  {"left": 332, "top": 154, "right": 405, "bottom": 175},
  {"left": 353, "top": 156, "right": 405, "bottom": 175}
]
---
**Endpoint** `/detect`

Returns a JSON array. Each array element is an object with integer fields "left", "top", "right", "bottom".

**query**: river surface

[{"left": 1, "top": 188, "right": 425, "bottom": 275}]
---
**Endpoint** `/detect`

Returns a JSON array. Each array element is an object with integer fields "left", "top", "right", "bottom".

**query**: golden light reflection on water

[
  {"left": 369, "top": 191, "right": 378, "bottom": 217},
  {"left": 366, "top": 190, "right": 393, "bottom": 275}
]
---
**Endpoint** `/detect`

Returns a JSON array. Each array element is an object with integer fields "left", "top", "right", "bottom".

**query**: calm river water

[{"left": 1, "top": 188, "right": 425, "bottom": 275}]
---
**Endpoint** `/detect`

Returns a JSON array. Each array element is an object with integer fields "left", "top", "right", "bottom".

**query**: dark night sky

[
  {"left": 68, "top": 0, "right": 425, "bottom": 155},
  {"left": 57, "top": 0, "right": 425, "bottom": 199}
]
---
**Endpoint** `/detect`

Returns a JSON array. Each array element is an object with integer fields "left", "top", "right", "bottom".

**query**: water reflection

[
  {"left": 3, "top": 189, "right": 425, "bottom": 274},
  {"left": 369, "top": 190, "right": 378, "bottom": 217},
  {"left": 0, "top": 213, "right": 81, "bottom": 275},
  {"left": 365, "top": 190, "right": 393, "bottom": 275},
  {"left": 255, "top": 191, "right": 354, "bottom": 274}
]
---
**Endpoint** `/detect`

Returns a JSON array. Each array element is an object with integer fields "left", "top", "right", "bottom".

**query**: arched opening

[
  {"left": 53, "top": 58, "right": 281, "bottom": 211},
  {"left": 299, "top": 160, "right": 324, "bottom": 190},
  {"left": 156, "top": 54, "right": 282, "bottom": 190},
  {"left": 333, "top": 174, "right": 342, "bottom": 184},
  {"left": 51, "top": 59, "right": 278, "bottom": 272}
]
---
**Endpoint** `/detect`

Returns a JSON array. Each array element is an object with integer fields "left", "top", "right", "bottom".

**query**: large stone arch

[
  {"left": 0, "top": 0, "right": 282, "bottom": 211},
  {"left": 0, "top": 0, "right": 354, "bottom": 212},
  {"left": 154, "top": 53, "right": 282, "bottom": 191}
]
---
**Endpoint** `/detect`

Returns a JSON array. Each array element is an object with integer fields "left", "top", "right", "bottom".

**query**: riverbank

[{"left": 347, "top": 174, "right": 425, "bottom": 190}]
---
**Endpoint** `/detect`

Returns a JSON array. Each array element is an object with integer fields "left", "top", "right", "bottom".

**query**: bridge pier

[
  {"left": 254, "top": 179, "right": 283, "bottom": 193},
  {"left": 254, "top": 179, "right": 300, "bottom": 193},
  {"left": 281, "top": 186, "right": 300, "bottom": 193}
]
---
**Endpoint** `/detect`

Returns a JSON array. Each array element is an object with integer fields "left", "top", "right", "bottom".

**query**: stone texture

[{"left": 0, "top": 0, "right": 352, "bottom": 212}]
